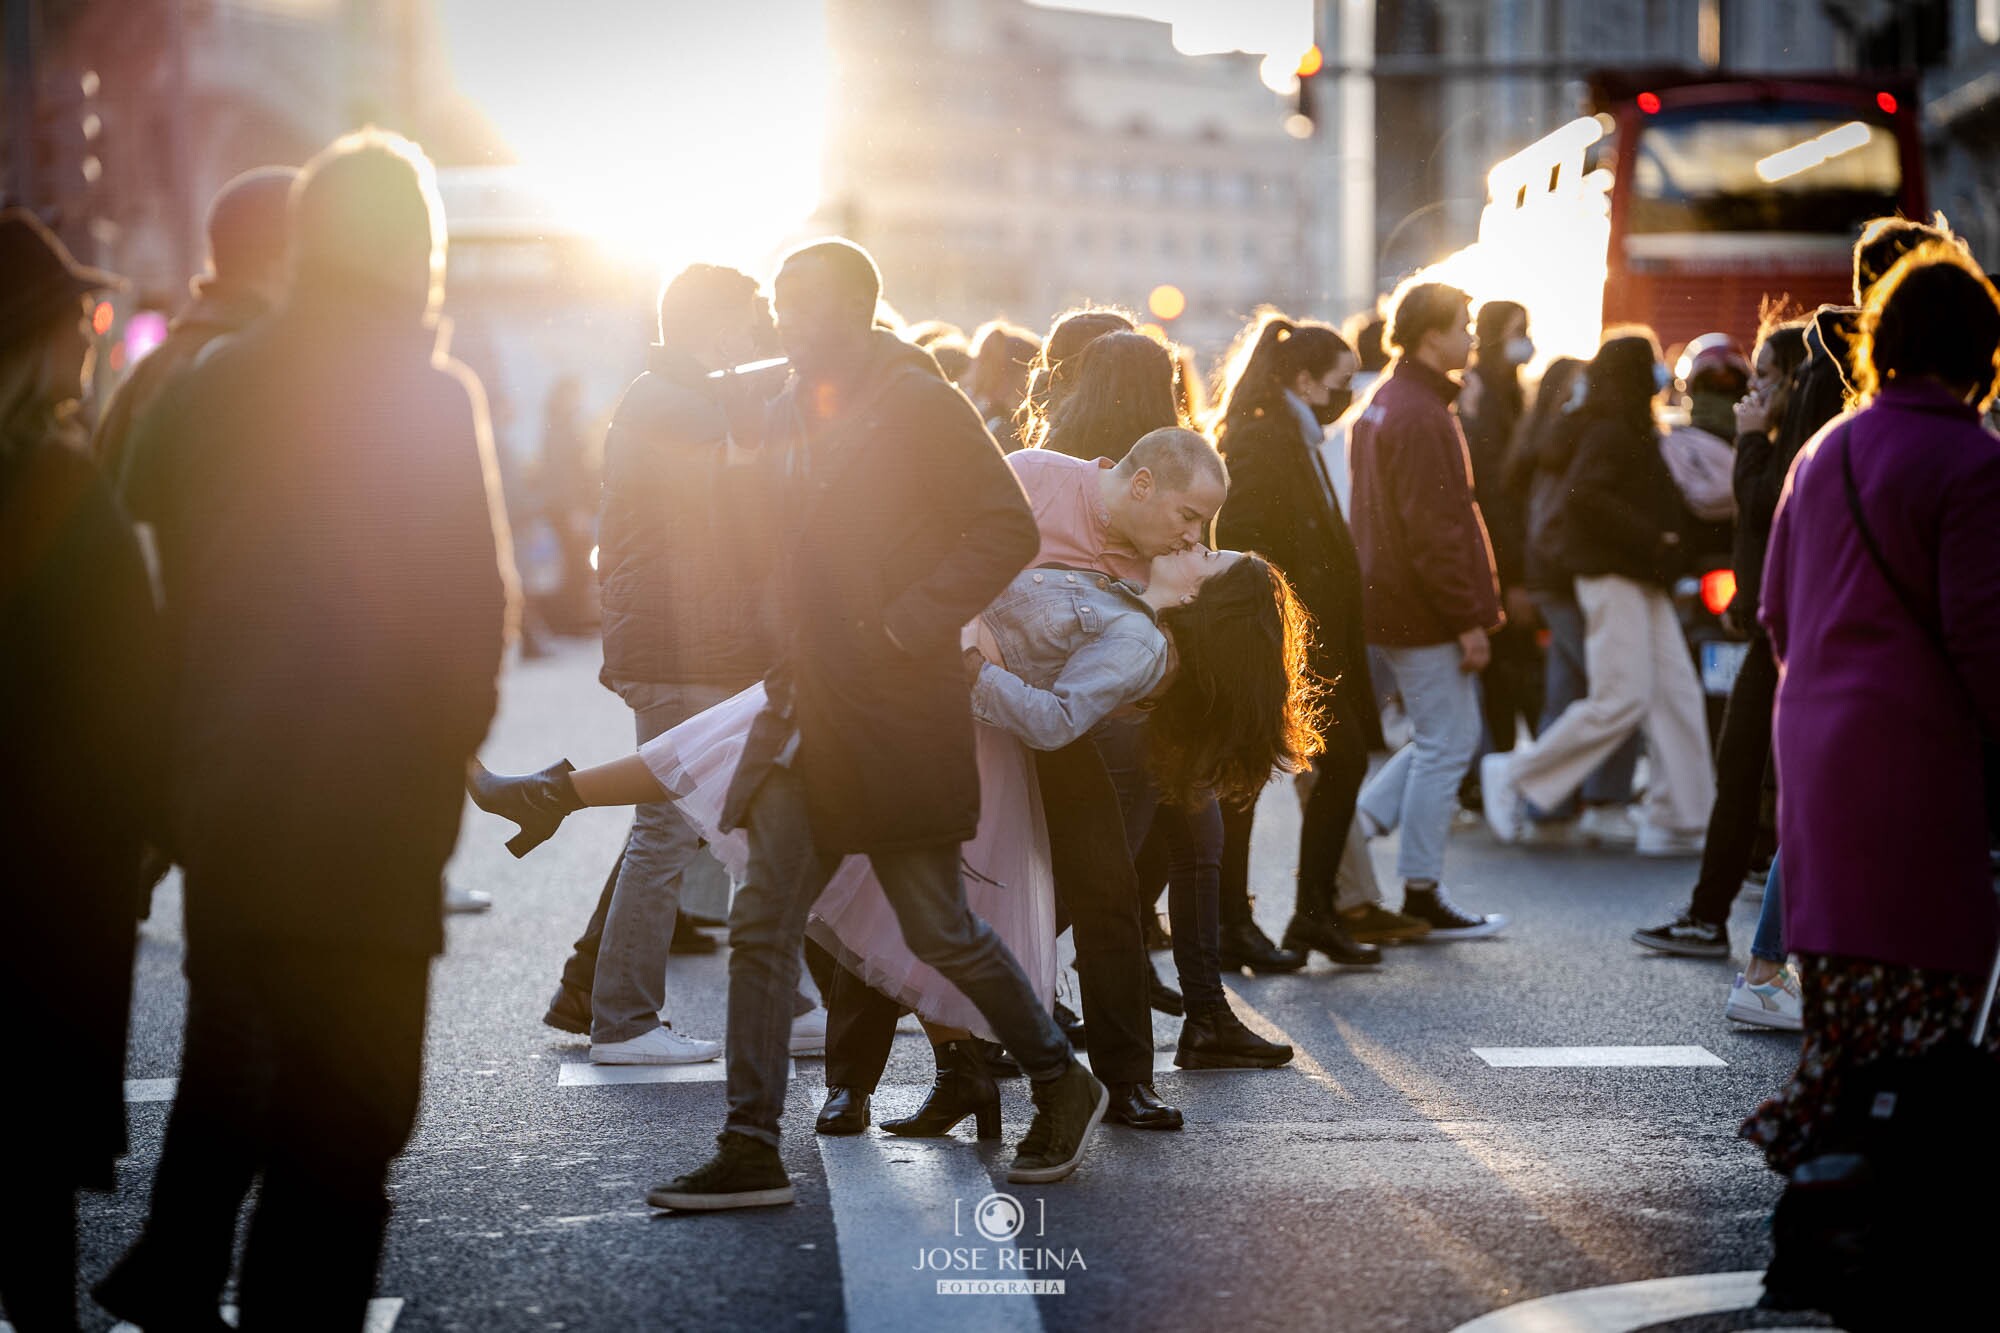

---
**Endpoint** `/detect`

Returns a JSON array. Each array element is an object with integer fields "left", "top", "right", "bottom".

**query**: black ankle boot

[
  {"left": 1217, "top": 919, "right": 1307, "bottom": 974},
  {"left": 467, "top": 759, "right": 582, "bottom": 857},
  {"left": 1176, "top": 1006, "right": 1294, "bottom": 1069},
  {"left": 883, "top": 1040, "right": 1001, "bottom": 1139},
  {"left": 1280, "top": 913, "right": 1382, "bottom": 967}
]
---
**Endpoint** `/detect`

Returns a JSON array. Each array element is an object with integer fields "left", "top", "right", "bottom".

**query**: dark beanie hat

[
  {"left": 0, "top": 208, "right": 122, "bottom": 346},
  {"left": 205, "top": 166, "right": 299, "bottom": 280}
]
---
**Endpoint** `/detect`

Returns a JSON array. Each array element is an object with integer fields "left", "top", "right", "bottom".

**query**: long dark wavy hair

[
  {"left": 1040, "top": 331, "right": 1183, "bottom": 461},
  {"left": 1148, "top": 554, "right": 1325, "bottom": 809}
]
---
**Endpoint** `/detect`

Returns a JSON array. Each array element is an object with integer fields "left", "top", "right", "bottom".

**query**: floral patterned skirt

[{"left": 1741, "top": 951, "right": 2000, "bottom": 1174}]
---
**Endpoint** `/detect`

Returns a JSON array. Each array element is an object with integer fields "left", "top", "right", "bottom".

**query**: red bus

[{"left": 1591, "top": 70, "right": 1927, "bottom": 350}]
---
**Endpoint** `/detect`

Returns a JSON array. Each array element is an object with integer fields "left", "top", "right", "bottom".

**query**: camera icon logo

[{"left": 972, "top": 1192, "right": 1026, "bottom": 1243}]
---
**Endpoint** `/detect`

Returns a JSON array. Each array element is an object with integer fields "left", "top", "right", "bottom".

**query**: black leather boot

[
  {"left": 1280, "top": 912, "right": 1383, "bottom": 967},
  {"left": 1217, "top": 919, "right": 1306, "bottom": 974},
  {"left": 883, "top": 1041, "right": 1001, "bottom": 1139},
  {"left": 1103, "top": 1081, "right": 1183, "bottom": 1130},
  {"left": 1176, "top": 1006, "right": 1294, "bottom": 1069},
  {"left": 467, "top": 759, "right": 583, "bottom": 857},
  {"left": 816, "top": 1086, "right": 871, "bottom": 1135}
]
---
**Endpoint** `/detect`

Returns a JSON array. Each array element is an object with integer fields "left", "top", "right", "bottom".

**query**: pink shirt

[{"left": 1007, "top": 450, "right": 1149, "bottom": 585}]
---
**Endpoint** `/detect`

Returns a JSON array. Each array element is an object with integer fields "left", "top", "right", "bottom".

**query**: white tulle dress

[{"left": 635, "top": 623, "right": 1056, "bottom": 1042}]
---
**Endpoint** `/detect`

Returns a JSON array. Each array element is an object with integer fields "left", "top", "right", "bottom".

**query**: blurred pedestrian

[
  {"left": 1038, "top": 329, "right": 1181, "bottom": 460},
  {"left": 92, "top": 166, "right": 297, "bottom": 499},
  {"left": 541, "top": 264, "right": 783, "bottom": 1065},
  {"left": 1634, "top": 318, "right": 1807, "bottom": 958},
  {"left": 1503, "top": 356, "right": 1642, "bottom": 835},
  {"left": 94, "top": 130, "right": 514, "bottom": 1332},
  {"left": 967, "top": 319, "right": 1039, "bottom": 450},
  {"left": 0, "top": 210, "right": 161, "bottom": 1333},
  {"left": 1348, "top": 280, "right": 1508, "bottom": 938},
  {"left": 538, "top": 372, "right": 599, "bottom": 633},
  {"left": 1481, "top": 330, "right": 1715, "bottom": 856},
  {"left": 1744, "top": 241, "right": 2000, "bottom": 1174},
  {"left": 1214, "top": 311, "right": 1419, "bottom": 971},
  {"left": 1016, "top": 304, "right": 1135, "bottom": 450},
  {"left": 1458, "top": 299, "right": 1543, "bottom": 807}
]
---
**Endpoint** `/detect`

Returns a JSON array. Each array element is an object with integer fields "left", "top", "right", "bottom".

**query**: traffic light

[{"left": 1288, "top": 45, "right": 1323, "bottom": 139}]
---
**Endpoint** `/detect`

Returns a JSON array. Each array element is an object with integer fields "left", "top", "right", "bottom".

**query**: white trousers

[{"left": 1509, "top": 574, "right": 1715, "bottom": 835}]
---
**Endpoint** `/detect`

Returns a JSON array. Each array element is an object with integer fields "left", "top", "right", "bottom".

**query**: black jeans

[
  {"left": 104, "top": 939, "right": 430, "bottom": 1331},
  {"left": 1690, "top": 632, "right": 1779, "bottom": 926},
  {"left": 1096, "top": 718, "right": 1227, "bottom": 1015},
  {"left": 821, "top": 737, "right": 1153, "bottom": 1087},
  {"left": 1034, "top": 737, "right": 1155, "bottom": 1084},
  {"left": 1220, "top": 692, "right": 1371, "bottom": 923}
]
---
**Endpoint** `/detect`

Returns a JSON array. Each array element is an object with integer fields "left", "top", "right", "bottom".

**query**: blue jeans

[
  {"left": 723, "top": 765, "right": 1069, "bottom": 1145},
  {"left": 1750, "top": 849, "right": 1786, "bottom": 965},
  {"left": 1357, "top": 642, "right": 1484, "bottom": 884},
  {"left": 1530, "top": 592, "right": 1641, "bottom": 816},
  {"left": 1095, "top": 718, "right": 1227, "bottom": 1015}
]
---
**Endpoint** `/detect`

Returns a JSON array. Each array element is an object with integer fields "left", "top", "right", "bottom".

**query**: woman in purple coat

[{"left": 1744, "top": 241, "right": 2000, "bottom": 1171}]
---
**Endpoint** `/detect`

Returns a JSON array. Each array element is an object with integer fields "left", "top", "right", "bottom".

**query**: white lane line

[
  {"left": 97, "top": 1297, "right": 403, "bottom": 1332},
  {"left": 1471, "top": 1046, "right": 1726, "bottom": 1068},
  {"left": 125, "top": 1078, "right": 177, "bottom": 1102},
  {"left": 557, "top": 1059, "right": 795, "bottom": 1087},
  {"left": 1446, "top": 1271, "right": 1763, "bottom": 1331},
  {"left": 814, "top": 1133, "right": 1044, "bottom": 1332}
]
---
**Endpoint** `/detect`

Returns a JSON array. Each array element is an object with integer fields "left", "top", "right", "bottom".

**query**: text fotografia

[{"left": 938, "top": 1279, "right": 1067, "bottom": 1296}]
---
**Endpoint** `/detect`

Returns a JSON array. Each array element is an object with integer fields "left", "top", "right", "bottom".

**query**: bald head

[{"left": 1115, "top": 426, "right": 1228, "bottom": 491}]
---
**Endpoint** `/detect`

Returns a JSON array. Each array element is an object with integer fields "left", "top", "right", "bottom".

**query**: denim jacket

[{"left": 971, "top": 566, "right": 1166, "bottom": 751}]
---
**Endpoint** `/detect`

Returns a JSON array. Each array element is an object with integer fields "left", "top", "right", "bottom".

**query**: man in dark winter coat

[
  {"left": 0, "top": 209, "right": 160, "bottom": 1333},
  {"left": 94, "top": 131, "right": 515, "bottom": 1333},
  {"left": 541, "top": 264, "right": 780, "bottom": 1066},
  {"left": 92, "top": 167, "right": 297, "bottom": 499},
  {"left": 1349, "top": 280, "right": 1508, "bottom": 939},
  {"left": 646, "top": 240, "right": 1103, "bottom": 1211}
]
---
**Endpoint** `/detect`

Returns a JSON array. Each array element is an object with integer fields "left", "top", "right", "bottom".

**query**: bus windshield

[{"left": 1626, "top": 103, "right": 1902, "bottom": 240}]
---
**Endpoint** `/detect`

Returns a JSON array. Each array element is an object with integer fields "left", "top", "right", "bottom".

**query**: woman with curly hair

[{"left": 468, "top": 541, "right": 1323, "bottom": 1138}]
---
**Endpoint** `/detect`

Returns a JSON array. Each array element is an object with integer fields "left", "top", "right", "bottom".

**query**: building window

[{"left": 1983, "top": 0, "right": 2000, "bottom": 43}]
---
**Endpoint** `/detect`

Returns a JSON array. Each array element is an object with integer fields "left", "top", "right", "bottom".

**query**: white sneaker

[
  {"left": 790, "top": 1005, "right": 828, "bottom": 1057},
  {"left": 1479, "top": 753, "right": 1524, "bottom": 844},
  {"left": 591, "top": 1023, "right": 722, "bottom": 1065},
  {"left": 1725, "top": 967, "right": 1803, "bottom": 1031},
  {"left": 1636, "top": 822, "right": 1705, "bottom": 857},
  {"left": 1575, "top": 805, "right": 1640, "bottom": 848}
]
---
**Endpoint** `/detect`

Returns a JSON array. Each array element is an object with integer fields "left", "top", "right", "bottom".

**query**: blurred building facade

[
  {"left": 5, "top": 0, "right": 501, "bottom": 305},
  {"left": 821, "top": 0, "right": 1311, "bottom": 353}
]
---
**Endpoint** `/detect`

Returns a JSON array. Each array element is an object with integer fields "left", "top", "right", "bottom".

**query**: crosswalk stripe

[
  {"left": 814, "top": 1132, "right": 1045, "bottom": 1331},
  {"left": 125, "top": 1078, "right": 177, "bottom": 1102},
  {"left": 556, "top": 1058, "right": 800, "bottom": 1086},
  {"left": 1471, "top": 1046, "right": 1726, "bottom": 1068},
  {"left": 83, "top": 1296, "right": 403, "bottom": 1333}
]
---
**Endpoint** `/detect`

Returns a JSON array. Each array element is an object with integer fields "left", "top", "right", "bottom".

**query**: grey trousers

[{"left": 591, "top": 679, "right": 738, "bottom": 1043}]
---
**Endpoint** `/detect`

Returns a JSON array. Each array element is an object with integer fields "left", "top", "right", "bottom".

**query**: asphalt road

[{"left": 66, "top": 639, "right": 1822, "bottom": 1333}]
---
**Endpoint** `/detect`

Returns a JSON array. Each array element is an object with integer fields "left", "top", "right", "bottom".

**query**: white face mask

[{"left": 1505, "top": 337, "right": 1535, "bottom": 365}]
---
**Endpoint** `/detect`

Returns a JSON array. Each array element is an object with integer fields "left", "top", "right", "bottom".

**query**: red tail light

[
  {"left": 1700, "top": 568, "right": 1737, "bottom": 617},
  {"left": 1876, "top": 91, "right": 1898, "bottom": 115},
  {"left": 1637, "top": 91, "right": 1662, "bottom": 115}
]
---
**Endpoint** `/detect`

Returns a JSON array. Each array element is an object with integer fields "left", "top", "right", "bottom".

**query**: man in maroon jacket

[{"left": 1348, "top": 280, "right": 1508, "bottom": 939}]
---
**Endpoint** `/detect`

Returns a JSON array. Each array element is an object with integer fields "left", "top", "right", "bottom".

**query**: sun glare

[{"left": 441, "top": 2, "right": 829, "bottom": 280}]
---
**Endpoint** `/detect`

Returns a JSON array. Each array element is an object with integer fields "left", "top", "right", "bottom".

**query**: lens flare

[{"left": 1408, "top": 117, "right": 1612, "bottom": 369}]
